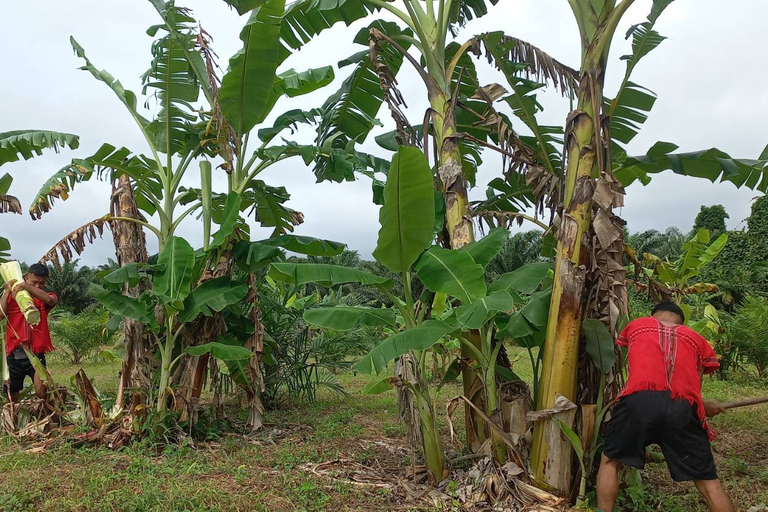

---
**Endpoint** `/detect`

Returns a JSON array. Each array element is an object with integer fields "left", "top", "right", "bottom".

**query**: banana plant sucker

[{"left": 531, "top": 0, "right": 634, "bottom": 491}]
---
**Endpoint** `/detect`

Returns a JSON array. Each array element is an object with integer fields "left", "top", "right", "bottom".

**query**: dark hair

[
  {"left": 27, "top": 263, "right": 50, "bottom": 278},
  {"left": 651, "top": 301, "right": 685, "bottom": 323}
]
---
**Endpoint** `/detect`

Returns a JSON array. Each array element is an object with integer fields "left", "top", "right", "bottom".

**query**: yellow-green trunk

[
  {"left": 431, "top": 91, "right": 490, "bottom": 454},
  {"left": 530, "top": 2, "right": 625, "bottom": 487}
]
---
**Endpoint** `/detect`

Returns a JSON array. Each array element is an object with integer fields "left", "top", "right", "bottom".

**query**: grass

[
  {"left": 636, "top": 375, "right": 768, "bottom": 512},
  {"left": 0, "top": 349, "right": 766, "bottom": 511}
]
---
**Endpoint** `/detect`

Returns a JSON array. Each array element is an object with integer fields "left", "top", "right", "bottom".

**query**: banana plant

[
  {"left": 441, "top": 0, "right": 768, "bottom": 492},
  {"left": 269, "top": 146, "right": 552, "bottom": 481},
  {"left": 91, "top": 235, "right": 252, "bottom": 414},
  {"left": 24, "top": 1, "right": 348, "bottom": 424},
  {"left": 300, "top": 0, "right": 577, "bottom": 453},
  {"left": 629, "top": 228, "right": 727, "bottom": 323}
]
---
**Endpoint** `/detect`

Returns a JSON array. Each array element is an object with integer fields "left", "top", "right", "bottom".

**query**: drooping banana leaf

[
  {"left": 90, "top": 284, "right": 158, "bottom": 330},
  {"left": 28, "top": 143, "right": 156, "bottom": 218},
  {"left": 262, "top": 235, "right": 345, "bottom": 257},
  {"left": 615, "top": 142, "right": 768, "bottom": 193},
  {"left": 355, "top": 320, "right": 453, "bottom": 375},
  {"left": 185, "top": 341, "right": 253, "bottom": 360},
  {"left": 0, "top": 130, "right": 79, "bottom": 167},
  {"left": 458, "top": 227, "right": 509, "bottom": 268},
  {"left": 153, "top": 236, "right": 196, "bottom": 304},
  {"left": 177, "top": 276, "right": 249, "bottom": 323},
  {"left": 456, "top": 290, "right": 517, "bottom": 330},
  {"left": 258, "top": 67, "right": 335, "bottom": 126},
  {"left": 489, "top": 262, "right": 552, "bottom": 295}
]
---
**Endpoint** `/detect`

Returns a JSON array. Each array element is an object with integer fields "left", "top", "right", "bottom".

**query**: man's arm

[
  {"left": 17, "top": 283, "right": 57, "bottom": 308},
  {"left": 0, "top": 279, "right": 15, "bottom": 320}
]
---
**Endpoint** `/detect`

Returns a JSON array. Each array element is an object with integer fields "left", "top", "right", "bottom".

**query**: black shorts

[
  {"left": 2, "top": 353, "right": 46, "bottom": 394},
  {"left": 603, "top": 390, "right": 717, "bottom": 482}
]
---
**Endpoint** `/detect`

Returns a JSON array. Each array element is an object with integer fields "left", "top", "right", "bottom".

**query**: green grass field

[{"left": 1, "top": 351, "right": 766, "bottom": 511}]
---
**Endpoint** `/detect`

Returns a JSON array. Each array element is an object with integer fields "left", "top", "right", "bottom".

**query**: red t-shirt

[
  {"left": 617, "top": 316, "right": 720, "bottom": 439},
  {"left": 4, "top": 292, "right": 57, "bottom": 355}
]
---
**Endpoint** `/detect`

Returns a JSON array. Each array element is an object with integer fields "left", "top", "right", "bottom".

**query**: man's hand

[
  {"left": 3, "top": 279, "right": 18, "bottom": 295},
  {"left": 704, "top": 400, "right": 725, "bottom": 417}
]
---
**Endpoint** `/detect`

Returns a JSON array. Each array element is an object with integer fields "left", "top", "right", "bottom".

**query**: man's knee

[
  {"left": 694, "top": 478, "right": 723, "bottom": 497},
  {"left": 600, "top": 454, "right": 624, "bottom": 470}
]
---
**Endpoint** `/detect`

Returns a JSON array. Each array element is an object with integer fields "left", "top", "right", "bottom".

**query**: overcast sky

[{"left": 1, "top": 0, "right": 766, "bottom": 266}]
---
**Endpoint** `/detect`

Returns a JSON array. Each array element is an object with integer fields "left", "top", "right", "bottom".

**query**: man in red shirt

[
  {"left": 1, "top": 263, "right": 58, "bottom": 402},
  {"left": 596, "top": 302, "right": 734, "bottom": 512}
]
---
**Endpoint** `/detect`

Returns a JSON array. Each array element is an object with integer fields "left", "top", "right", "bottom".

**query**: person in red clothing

[
  {"left": 0, "top": 263, "right": 58, "bottom": 402},
  {"left": 596, "top": 302, "right": 734, "bottom": 512}
]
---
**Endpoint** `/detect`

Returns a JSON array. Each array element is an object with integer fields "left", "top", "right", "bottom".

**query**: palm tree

[
  {"left": 486, "top": 231, "right": 545, "bottom": 281},
  {"left": 45, "top": 260, "right": 95, "bottom": 313}
]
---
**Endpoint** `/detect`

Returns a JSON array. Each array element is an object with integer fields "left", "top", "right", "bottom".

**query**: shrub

[
  {"left": 50, "top": 306, "right": 113, "bottom": 365},
  {"left": 722, "top": 296, "right": 768, "bottom": 378}
]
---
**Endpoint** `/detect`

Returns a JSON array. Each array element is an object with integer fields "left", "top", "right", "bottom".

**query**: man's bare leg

[
  {"left": 33, "top": 373, "right": 47, "bottom": 400},
  {"left": 596, "top": 454, "right": 624, "bottom": 511},
  {"left": 694, "top": 479, "right": 734, "bottom": 512}
]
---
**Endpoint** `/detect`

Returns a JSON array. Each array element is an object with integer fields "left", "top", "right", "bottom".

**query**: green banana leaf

[
  {"left": 355, "top": 320, "right": 453, "bottom": 375},
  {"left": 186, "top": 341, "right": 253, "bottom": 361},
  {"left": 458, "top": 227, "right": 509, "bottom": 267},
  {"left": 210, "top": 192, "right": 243, "bottom": 249},
  {"left": 178, "top": 276, "right": 249, "bottom": 324},
  {"left": 373, "top": 146, "right": 435, "bottom": 273},
  {"left": 269, "top": 263, "right": 393, "bottom": 288},
  {"left": 456, "top": 290, "right": 517, "bottom": 330},
  {"left": 489, "top": 262, "right": 552, "bottom": 294},
  {"left": 414, "top": 246, "right": 486, "bottom": 304},
  {"left": 90, "top": 284, "right": 158, "bottom": 330},
  {"left": 582, "top": 318, "right": 616, "bottom": 374},
  {"left": 153, "top": 236, "right": 196, "bottom": 303},
  {"left": 615, "top": 141, "right": 768, "bottom": 193},
  {"left": 303, "top": 307, "right": 397, "bottom": 330},
  {"left": 219, "top": 0, "right": 286, "bottom": 136},
  {"left": 263, "top": 235, "right": 345, "bottom": 257},
  {"left": 0, "top": 130, "right": 79, "bottom": 167}
]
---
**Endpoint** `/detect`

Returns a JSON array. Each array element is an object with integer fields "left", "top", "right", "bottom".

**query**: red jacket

[{"left": 4, "top": 292, "right": 57, "bottom": 355}]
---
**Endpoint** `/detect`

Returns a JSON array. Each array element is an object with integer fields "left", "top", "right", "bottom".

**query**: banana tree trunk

[
  {"left": 173, "top": 251, "right": 231, "bottom": 422},
  {"left": 110, "top": 174, "right": 151, "bottom": 414},
  {"left": 531, "top": 0, "right": 633, "bottom": 493},
  {"left": 243, "top": 274, "right": 265, "bottom": 432},
  {"left": 430, "top": 89, "right": 491, "bottom": 455}
]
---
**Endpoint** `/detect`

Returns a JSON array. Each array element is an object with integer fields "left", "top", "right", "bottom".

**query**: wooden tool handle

[{"left": 721, "top": 396, "right": 768, "bottom": 410}]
